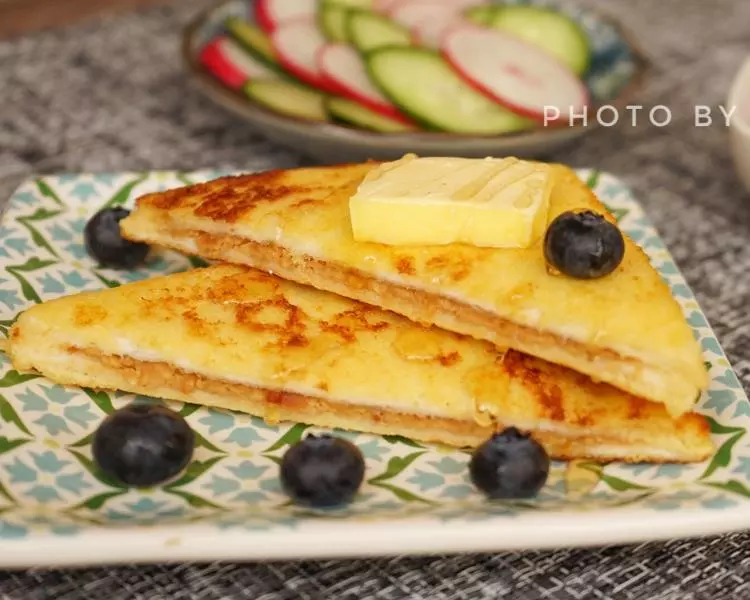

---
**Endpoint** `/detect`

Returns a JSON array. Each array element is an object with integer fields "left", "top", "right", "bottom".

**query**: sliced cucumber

[
  {"left": 348, "top": 10, "right": 411, "bottom": 53},
  {"left": 225, "top": 17, "right": 280, "bottom": 71},
  {"left": 366, "top": 47, "right": 533, "bottom": 134},
  {"left": 487, "top": 5, "right": 591, "bottom": 75},
  {"left": 326, "top": 97, "right": 414, "bottom": 132},
  {"left": 244, "top": 79, "right": 328, "bottom": 122},
  {"left": 320, "top": 4, "right": 350, "bottom": 42}
]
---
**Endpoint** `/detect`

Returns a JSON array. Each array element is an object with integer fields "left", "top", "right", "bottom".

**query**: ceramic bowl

[
  {"left": 182, "top": 0, "right": 649, "bottom": 163},
  {"left": 729, "top": 56, "right": 750, "bottom": 193}
]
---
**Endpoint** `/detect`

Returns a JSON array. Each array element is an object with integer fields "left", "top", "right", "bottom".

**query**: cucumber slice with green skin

[
  {"left": 224, "top": 17, "right": 282, "bottom": 72},
  {"left": 326, "top": 97, "right": 416, "bottom": 132},
  {"left": 487, "top": 5, "right": 592, "bottom": 76},
  {"left": 319, "top": 0, "right": 376, "bottom": 42},
  {"left": 320, "top": 4, "right": 351, "bottom": 42},
  {"left": 366, "top": 47, "right": 533, "bottom": 134},
  {"left": 244, "top": 79, "right": 328, "bottom": 121},
  {"left": 348, "top": 10, "right": 412, "bottom": 53}
]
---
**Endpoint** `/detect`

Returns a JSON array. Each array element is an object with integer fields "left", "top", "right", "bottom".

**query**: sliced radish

[
  {"left": 442, "top": 24, "right": 589, "bottom": 121},
  {"left": 256, "top": 0, "right": 317, "bottom": 33},
  {"left": 272, "top": 19, "right": 336, "bottom": 92},
  {"left": 389, "top": 0, "right": 468, "bottom": 47},
  {"left": 317, "top": 43, "right": 411, "bottom": 123},
  {"left": 200, "top": 37, "right": 274, "bottom": 89}
]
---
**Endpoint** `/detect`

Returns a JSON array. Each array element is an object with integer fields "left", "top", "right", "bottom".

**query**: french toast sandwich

[{"left": 8, "top": 264, "right": 711, "bottom": 462}]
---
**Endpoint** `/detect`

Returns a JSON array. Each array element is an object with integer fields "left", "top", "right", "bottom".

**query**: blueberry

[
  {"left": 92, "top": 403, "right": 195, "bottom": 487},
  {"left": 543, "top": 210, "right": 625, "bottom": 279},
  {"left": 84, "top": 207, "right": 150, "bottom": 269},
  {"left": 280, "top": 434, "right": 365, "bottom": 508},
  {"left": 469, "top": 427, "right": 549, "bottom": 499}
]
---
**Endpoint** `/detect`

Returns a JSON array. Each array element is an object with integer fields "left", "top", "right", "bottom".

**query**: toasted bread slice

[
  {"left": 120, "top": 162, "right": 708, "bottom": 417},
  {"left": 9, "top": 264, "right": 711, "bottom": 462}
]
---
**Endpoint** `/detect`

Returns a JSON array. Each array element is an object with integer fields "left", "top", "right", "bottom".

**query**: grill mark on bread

[
  {"left": 395, "top": 256, "right": 416, "bottom": 276},
  {"left": 193, "top": 186, "right": 300, "bottom": 222},
  {"left": 437, "top": 352, "right": 461, "bottom": 367},
  {"left": 627, "top": 396, "right": 651, "bottom": 420},
  {"left": 320, "top": 307, "right": 390, "bottom": 343},
  {"left": 504, "top": 350, "right": 565, "bottom": 421},
  {"left": 136, "top": 170, "right": 310, "bottom": 222},
  {"left": 183, "top": 308, "right": 216, "bottom": 341},
  {"left": 424, "top": 252, "right": 472, "bottom": 282},
  {"left": 543, "top": 386, "right": 566, "bottom": 422},
  {"left": 234, "top": 296, "right": 309, "bottom": 348},
  {"left": 73, "top": 305, "right": 107, "bottom": 326}
]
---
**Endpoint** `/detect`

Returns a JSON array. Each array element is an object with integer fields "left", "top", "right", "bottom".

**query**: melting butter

[{"left": 349, "top": 154, "right": 554, "bottom": 249}]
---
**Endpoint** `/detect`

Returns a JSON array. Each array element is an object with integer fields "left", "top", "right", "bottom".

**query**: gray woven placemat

[{"left": 2, "top": 0, "right": 750, "bottom": 597}]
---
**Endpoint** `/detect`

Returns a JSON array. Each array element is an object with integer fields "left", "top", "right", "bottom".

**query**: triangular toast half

[
  {"left": 9, "top": 265, "right": 711, "bottom": 462},
  {"left": 121, "top": 162, "right": 708, "bottom": 416}
]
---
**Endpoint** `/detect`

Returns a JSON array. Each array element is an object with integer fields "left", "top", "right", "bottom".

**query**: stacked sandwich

[{"left": 9, "top": 155, "right": 712, "bottom": 463}]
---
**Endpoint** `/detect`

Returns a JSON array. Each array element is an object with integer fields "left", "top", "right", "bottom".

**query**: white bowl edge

[{"left": 728, "top": 56, "right": 750, "bottom": 193}]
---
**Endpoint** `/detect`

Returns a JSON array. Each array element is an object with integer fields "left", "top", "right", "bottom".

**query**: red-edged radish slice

[
  {"left": 318, "top": 44, "right": 411, "bottom": 123},
  {"left": 255, "top": 0, "right": 275, "bottom": 34},
  {"left": 271, "top": 19, "right": 335, "bottom": 92},
  {"left": 255, "top": 0, "right": 317, "bottom": 34},
  {"left": 199, "top": 37, "right": 275, "bottom": 89},
  {"left": 442, "top": 24, "right": 589, "bottom": 121},
  {"left": 389, "top": 0, "right": 466, "bottom": 47}
]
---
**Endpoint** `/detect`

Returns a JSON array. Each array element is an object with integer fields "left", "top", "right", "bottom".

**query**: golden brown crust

[{"left": 136, "top": 163, "right": 376, "bottom": 213}]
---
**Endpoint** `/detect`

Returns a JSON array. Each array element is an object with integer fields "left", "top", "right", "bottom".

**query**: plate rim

[{"left": 2, "top": 502, "right": 750, "bottom": 568}]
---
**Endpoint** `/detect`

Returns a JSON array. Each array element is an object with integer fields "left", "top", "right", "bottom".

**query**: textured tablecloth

[{"left": 1, "top": 0, "right": 750, "bottom": 597}]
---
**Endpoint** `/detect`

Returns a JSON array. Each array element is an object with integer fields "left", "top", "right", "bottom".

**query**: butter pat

[{"left": 349, "top": 154, "right": 553, "bottom": 248}]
